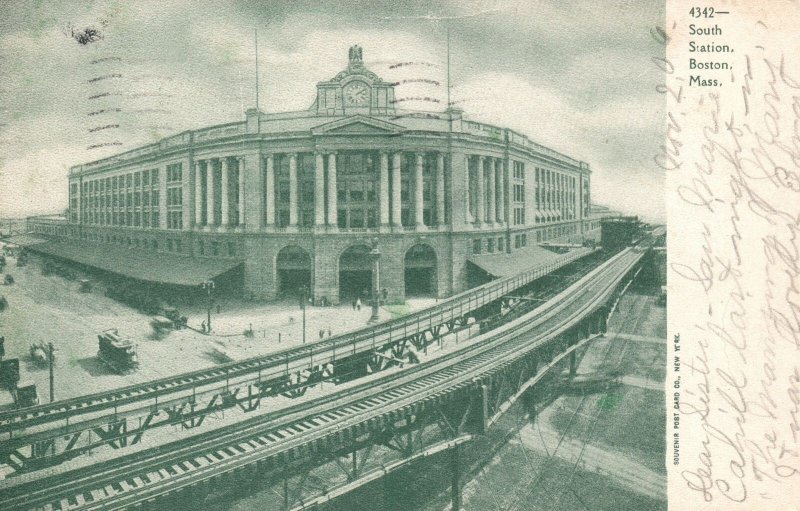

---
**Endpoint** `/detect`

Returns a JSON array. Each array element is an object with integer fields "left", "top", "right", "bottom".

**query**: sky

[{"left": 0, "top": 0, "right": 665, "bottom": 222}]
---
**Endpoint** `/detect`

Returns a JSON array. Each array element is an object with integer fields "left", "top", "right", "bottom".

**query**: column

[
  {"left": 314, "top": 153, "right": 325, "bottom": 226},
  {"left": 436, "top": 153, "right": 445, "bottom": 226},
  {"left": 475, "top": 156, "right": 485, "bottom": 224},
  {"left": 265, "top": 154, "right": 275, "bottom": 225},
  {"left": 195, "top": 161, "right": 203, "bottom": 225},
  {"left": 238, "top": 156, "right": 245, "bottom": 226},
  {"left": 487, "top": 158, "right": 496, "bottom": 224},
  {"left": 288, "top": 153, "right": 298, "bottom": 226},
  {"left": 464, "top": 155, "right": 473, "bottom": 223},
  {"left": 497, "top": 160, "right": 506, "bottom": 224},
  {"left": 159, "top": 164, "right": 167, "bottom": 230},
  {"left": 414, "top": 153, "right": 424, "bottom": 227},
  {"left": 379, "top": 152, "right": 390, "bottom": 226},
  {"left": 206, "top": 159, "right": 215, "bottom": 227},
  {"left": 327, "top": 153, "right": 337, "bottom": 226},
  {"left": 391, "top": 152, "right": 402, "bottom": 225},
  {"left": 220, "top": 157, "right": 230, "bottom": 227}
]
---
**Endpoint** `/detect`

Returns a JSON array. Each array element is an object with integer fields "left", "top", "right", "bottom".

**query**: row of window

[
  {"left": 472, "top": 236, "right": 507, "bottom": 255},
  {"left": 535, "top": 224, "right": 579, "bottom": 242},
  {"left": 198, "top": 239, "right": 238, "bottom": 257},
  {"left": 74, "top": 164, "right": 185, "bottom": 230}
]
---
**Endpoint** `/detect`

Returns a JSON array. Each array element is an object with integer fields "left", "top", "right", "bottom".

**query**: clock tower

[{"left": 312, "top": 45, "right": 396, "bottom": 117}]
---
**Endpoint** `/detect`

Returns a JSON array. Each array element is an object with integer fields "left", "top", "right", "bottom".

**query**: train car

[
  {"left": 97, "top": 328, "right": 139, "bottom": 374},
  {"left": 14, "top": 381, "right": 39, "bottom": 408},
  {"left": 0, "top": 358, "right": 20, "bottom": 389}
]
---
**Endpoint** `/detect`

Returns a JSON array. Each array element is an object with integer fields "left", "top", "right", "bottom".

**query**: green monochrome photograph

[{"left": 7, "top": 1, "right": 792, "bottom": 510}]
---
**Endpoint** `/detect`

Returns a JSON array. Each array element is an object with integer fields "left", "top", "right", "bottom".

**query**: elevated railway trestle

[
  {"left": 1, "top": 249, "right": 601, "bottom": 475},
  {"left": 0, "top": 245, "right": 650, "bottom": 511}
]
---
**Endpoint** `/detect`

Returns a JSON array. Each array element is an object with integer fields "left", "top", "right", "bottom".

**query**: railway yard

[{"left": 0, "top": 228, "right": 665, "bottom": 510}]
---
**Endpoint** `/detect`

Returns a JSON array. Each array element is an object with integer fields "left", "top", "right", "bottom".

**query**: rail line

[
  {"left": 0, "top": 248, "right": 595, "bottom": 437},
  {"left": 0, "top": 247, "right": 644, "bottom": 510}
]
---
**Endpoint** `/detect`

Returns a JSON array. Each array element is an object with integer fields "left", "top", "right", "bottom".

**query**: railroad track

[
  {"left": 0, "top": 248, "right": 595, "bottom": 437},
  {"left": 0, "top": 248, "right": 643, "bottom": 511}
]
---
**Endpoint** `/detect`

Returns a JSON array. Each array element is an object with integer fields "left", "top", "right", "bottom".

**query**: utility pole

[
  {"left": 48, "top": 342, "right": 55, "bottom": 403},
  {"left": 300, "top": 285, "right": 308, "bottom": 344},
  {"left": 254, "top": 28, "right": 259, "bottom": 110}
]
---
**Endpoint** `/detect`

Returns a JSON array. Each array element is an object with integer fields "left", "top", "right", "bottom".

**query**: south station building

[{"left": 26, "top": 46, "right": 599, "bottom": 303}]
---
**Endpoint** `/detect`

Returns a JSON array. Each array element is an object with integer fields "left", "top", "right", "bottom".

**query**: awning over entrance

[
  {"left": 29, "top": 240, "right": 243, "bottom": 286},
  {"left": 467, "top": 245, "right": 567, "bottom": 278},
  {"left": 3, "top": 234, "right": 49, "bottom": 247}
]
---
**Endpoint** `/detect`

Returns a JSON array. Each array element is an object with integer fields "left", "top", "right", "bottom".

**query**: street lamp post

[
  {"left": 368, "top": 239, "right": 381, "bottom": 323},
  {"left": 201, "top": 280, "right": 215, "bottom": 333},
  {"left": 299, "top": 285, "right": 308, "bottom": 344},
  {"left": 48, "top": 342, "right": 55, "bottom": 403}
]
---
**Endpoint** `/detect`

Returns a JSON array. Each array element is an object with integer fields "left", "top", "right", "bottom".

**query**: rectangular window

[
  {"left": 400, "top": 180, "right": 409, "bottom": 202},
  {"left": 167, "top": 163, "right": 182, "bottom": 183},
  {"left": 350, "top": 181, "right": 364, "bottom": 201},
  {"left": 350, "top": 209, "right": 364, "bottom": 228},
  {"left": 498, "top": 237, "right": 504, "bottom": 252},
  {"left": 337, "top": 209, "right": 347, "bottom": 228},
  {"left": 279, "top": 182, "right": 290, "bottom": 202},
  {"left": 472, "top": 239, "right": 482, "bottom": 254},
  {"left": 487, "top": 238, "right": 495, "bottom": 253}
]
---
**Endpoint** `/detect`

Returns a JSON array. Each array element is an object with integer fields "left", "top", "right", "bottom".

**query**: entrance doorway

[
  {"left": 339, "top": 244, "right": 372, "bottom": 301},
  {"left": 404, "top": 244, "right": 437, "bottom": 297},
  {"left": 276, "top": 245, "right": 311, "bottom": 297}
]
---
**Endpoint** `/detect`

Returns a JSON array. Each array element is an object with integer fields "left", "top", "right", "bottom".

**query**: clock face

[{"left": 344, "top": 82, "right": 369, "bottom": 106}]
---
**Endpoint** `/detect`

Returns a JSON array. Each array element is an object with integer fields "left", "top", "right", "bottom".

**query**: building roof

[
  {"left": 3, "top": 234, "right": 49, "bottom": 247},
  {"left": 28, "top": 240, "right": 242, "bottom": 286},
  {"left": 70, "top": 46, "right": 590, "bottom": 177},
  {"left": 468, "top": 245, "right": 588, "bottom": 278}
]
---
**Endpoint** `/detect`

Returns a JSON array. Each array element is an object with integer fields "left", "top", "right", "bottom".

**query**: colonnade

[
  {"left": 260, "top": 151, "right": 447, "bottom": 229},
  {"left": 466, "top": 155, "right": 506, "bottom": 226},
  {"left": 194, "top": 156, "right": 245, "bottom": 229}
]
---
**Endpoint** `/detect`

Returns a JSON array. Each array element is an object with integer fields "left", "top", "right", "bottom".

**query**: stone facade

[{"left": 46, "top": 46, "right": 597, "bottom": 303}]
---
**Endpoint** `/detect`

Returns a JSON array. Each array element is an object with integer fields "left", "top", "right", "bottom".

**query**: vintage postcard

[{"left": 0, "top": 1, "right": 795, "bottom": 510}]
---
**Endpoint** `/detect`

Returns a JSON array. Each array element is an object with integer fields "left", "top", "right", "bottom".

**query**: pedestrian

[
  {"left": 356, "top": 297, "right": 362, "bottom": 311},
  {"left": 352, "top": 298, "right": 357, "bottom": 310},
  {"left": 216, "top": 304, "right": 221, "bottom": 314},
  {"left": 200, "top": 320, "right": 206, "bottom": 333},
  {"left": 319, "top": 329, "right": 324, "bottom": 340},
  {"left": 327, "top": 327, "right": 332, "bottom": 338}
]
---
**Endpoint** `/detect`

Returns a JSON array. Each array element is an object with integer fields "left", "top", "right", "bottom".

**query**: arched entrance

[
  {"left": 276, "top": 245, "right": 311, "bottom": 297},
  {"left": 404, "top": 244, "right": 437, "bottom": 297},
  {"left": 339, "top": 244, "right": 372, "bottom": 301}
]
